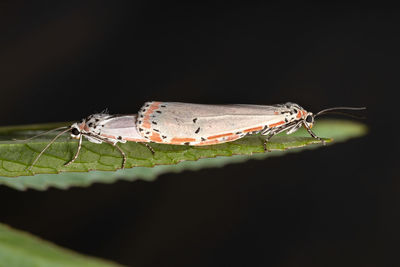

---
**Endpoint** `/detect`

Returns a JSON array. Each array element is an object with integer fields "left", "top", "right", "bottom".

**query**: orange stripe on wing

[
  {"left": 170, "top": 137, "right": 196, "bottom": 144},
  {"left": 197, "top": 134, "right": 240, "bottom": 146},
  {"left": 149, "top": 132, "right": 162, "bottom": 142},
  {"left": 124, "top": 137, "right": 149, "bottom": 142},
  {"left": 142, "top": 102, "right": 161, "bottom": 129},
  {"left": 142, "top": 118, "right": 151, "bottom": 129},
  {"left": 196, "top": 139, "right": 221, "bottom": 146},
  {"left": 269, "top": 121, "right": 285, "bottom": 128},
  {"left": 207, "top": 133, "right": 233, "bottom": 140},
  {"left": 243, "top": 126, "right": 263, "bottom": 133}
]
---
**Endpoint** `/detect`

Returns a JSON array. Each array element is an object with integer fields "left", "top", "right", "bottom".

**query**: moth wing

[
  {"left": 100, "top": 115, "right": 147, "bottom": 142},
  {"left": 138, "top": 102, "right": 287, "bottom": 144}
]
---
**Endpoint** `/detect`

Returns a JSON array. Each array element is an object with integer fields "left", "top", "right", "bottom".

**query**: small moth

[
  {"left": 27, "top": 102, "right": 365, "bottom": 170},
  {"left": 27, "top": 114, "right": 151, "bottom": 170}
]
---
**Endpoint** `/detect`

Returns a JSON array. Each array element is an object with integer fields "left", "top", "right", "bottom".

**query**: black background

[{"left": 0, "top": 2, "right": 398, "bottom": 267}]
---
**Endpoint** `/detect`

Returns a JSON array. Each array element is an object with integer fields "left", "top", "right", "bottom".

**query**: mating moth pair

[{"left": 27, "top": 101, "right": 365, "bottom": 170}]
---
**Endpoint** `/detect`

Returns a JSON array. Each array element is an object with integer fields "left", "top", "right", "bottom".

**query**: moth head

[
  {"left": 70, "top": 122, "right": 82, "bottom": 139},
  {"left": 304, "top": 112, "right": 314, "bottom": 129}
]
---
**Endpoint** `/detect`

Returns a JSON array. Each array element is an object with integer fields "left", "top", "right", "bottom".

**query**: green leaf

[
  {"left": 0, "top": 120, "right": 367, "bottom": 190},
  {"left": 0, "top": 222, "right": 122, "bottom": 267}
]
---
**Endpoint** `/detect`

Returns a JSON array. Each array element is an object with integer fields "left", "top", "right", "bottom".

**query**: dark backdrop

[{"left": 0, "top": 2, "right": 398, "bottom": 267}]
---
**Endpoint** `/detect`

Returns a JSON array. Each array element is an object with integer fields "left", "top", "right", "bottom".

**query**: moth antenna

[
  {"left": 14, "top": 126, "right": 69, "bottom": 141},
  {"left": 315, "top": 111, "right": 366, "bottom": 120},
  {"left": 315, "top": 107, "right": 366, "bottom": 117},
  {"left": 27, "top": 127, "right": 71, "bottom": 171}
]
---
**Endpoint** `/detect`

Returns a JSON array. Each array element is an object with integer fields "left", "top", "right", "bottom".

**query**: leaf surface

[
  {"left": 0, "top": 120, "right": 367, "bottom": 190},
  {"left": 0, "top": 223, "right": 122, "bottom": 267}
]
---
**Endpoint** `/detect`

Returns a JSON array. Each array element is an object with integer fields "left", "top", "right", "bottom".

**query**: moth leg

[
  {"left": 140, "top": 142, "right": 155, "bottom": 154},
  {"left": 64, "top": 136, "right": 83, "bottom": 166},
  {"left": 260, "top": 124, "right": 296, "bottom": 152},
  {"left": 262, "top": 133, "right": 275, "bottom": 152},
  {"left": 102, "top": 140, "right": 127, "bottom": 169},
  {"left": 304, "top": 123, "right": 326, "bottom": 145},
  {"left": 113, "top": 144, "right": 127, "bottom": 169},
  {"left": 97, "top": 137, "right": 126, "bottom": 169}
]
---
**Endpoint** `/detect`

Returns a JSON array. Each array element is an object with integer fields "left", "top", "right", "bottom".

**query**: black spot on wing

[
  {"left": 195, "top": 127, "right": 200, "bottom": 134},
  {"left": 193, "top": 118, "right": 198, "bottom": 123}
]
